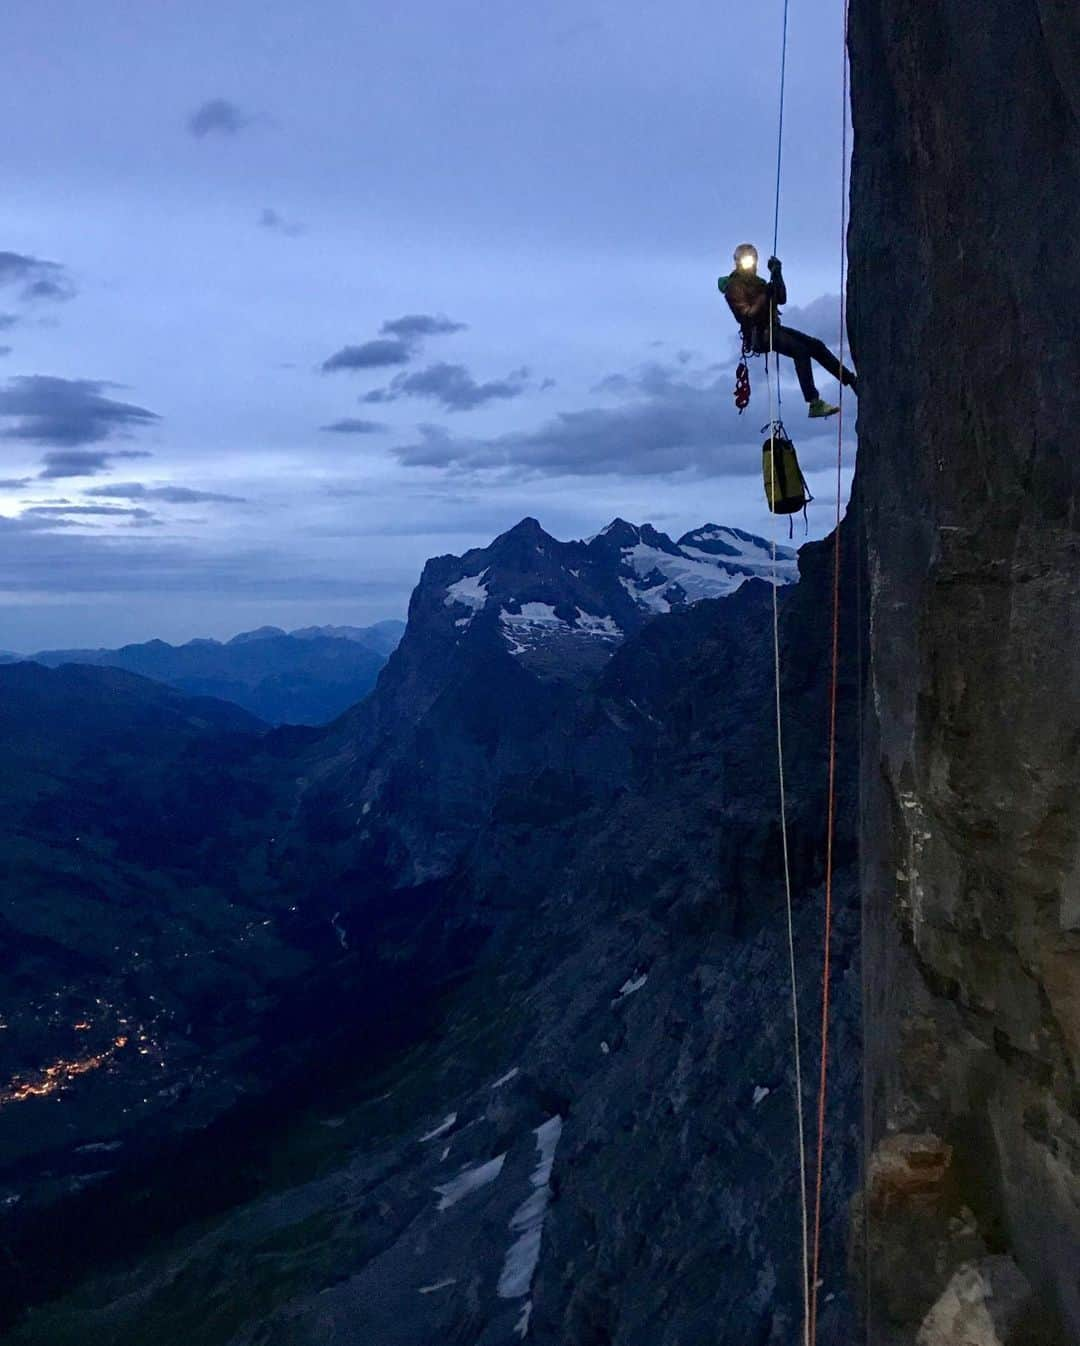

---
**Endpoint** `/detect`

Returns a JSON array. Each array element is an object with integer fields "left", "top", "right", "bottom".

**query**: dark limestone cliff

[{"left": 848, "top": 0, "right": 1079, "bottom": 1338}]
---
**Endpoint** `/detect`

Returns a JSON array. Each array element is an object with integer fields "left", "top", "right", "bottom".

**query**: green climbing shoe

[{"left": 808, "top": 397, "right": 839, "bottom": 419}]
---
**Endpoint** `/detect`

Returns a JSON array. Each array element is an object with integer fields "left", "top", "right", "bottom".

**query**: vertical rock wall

[{"left": 848, "top": 1, "right": 1079, "bottom": 1339}]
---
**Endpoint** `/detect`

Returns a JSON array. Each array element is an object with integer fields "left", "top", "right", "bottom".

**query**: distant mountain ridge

[
  {"left": 225, "top": 620, "right": 405, "bottom": 654},
  {"left": 0, "top": 521, "right": 790, "bottom": 719},
  {"left": 427, "top": 516, "right": 796, "bottom": 682},
  {"left": 0, "top": 620, "right": 406, "bottom": 726}
]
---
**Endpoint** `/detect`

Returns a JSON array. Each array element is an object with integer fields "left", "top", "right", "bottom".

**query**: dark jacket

[{"left": 719, "top": 267, "right": 787, "bottom": 340}]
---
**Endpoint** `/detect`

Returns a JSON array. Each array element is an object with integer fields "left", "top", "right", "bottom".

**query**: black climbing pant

[{"left": 752, "top": 325, "right": 856, "bottom": 403}]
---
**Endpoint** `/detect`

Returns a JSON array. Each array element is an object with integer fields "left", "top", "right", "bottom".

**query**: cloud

[
  {"left": 0, "top": 519, "right": 409, "bottom": 600},
  {"left": 590, "top": 361, "right": 725, "bottom": 398},
  {"left": 320, "top": 313, "right": 466, "bottom": 374},
  {"left": 319, "top": 418, "right": 387, "bottom": 434},
  {"left": 0, "top": 512, "right": 81, "bottom": 533},
  {"left": 83, "top": 481, "right": 247, "bottom": 504},
  {"left": 0, "top": 252, "right": 76, "bottom": 305},
  {"left": 0, "top": 346, "right": 10, "bottom": 358},
  {"left": 379, "top": 314, "right": 467, "bottom": 341},
  {"left": 187, "top": 98, "right": 250, "bottom": 138},
  {"left": 321, "top": 339, "right": 412, "bottom": 372},
  {"left": 777, "top": 294, "right": 845, "bottom": 345},
  {"left": 24, "top": 504, "right": 157, "bottom": 521},
  {"left": 0, "top": 254, "right": 45, "bottom": 286},
  {"left": 0, "top": 314, "right": 17, "bottom": 330},
  {"left": 389, "top": 359, "right": 838, "bottom": 479},
  {"left": 0, "top": 375, "right": 158, "bottom": 448},
  {"left": 22, "top": 277, "right": 73, "bottom": 302},
  {"left": 363, "top": 361, "right": 530, "bottom": 412},
  {"left": 258, "top": 207, "right": 305, "bottom": 237},
  {"left": 38, "top": 449, "right": 152, "bottom": 480},
  {"left": 0, "top": 478, "right": 28, "bottom": 489}
]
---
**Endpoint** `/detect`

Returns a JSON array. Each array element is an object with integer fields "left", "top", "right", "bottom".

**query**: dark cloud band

[
  {"left": 390, "top": 358, "right": 838, "bottom": 478},
  {"left": 187, "top": 98, "right": 250, "bottom": 138},
  {"left": 0, "top": 252, "right": 76, "bottom": 305},
  {"left": 24, "top": 503, "right": 156, "bottom": 519},
  {"left": 258, "top": 207, "right": 305, "bottom": 237},
  {"left": 319, "top": 418, "right": 387, "bottom": 434},
  {"left": 38, "top": 449, "right": 153, "bottom": 480},
  {"left": 0, "top": 375, "right": 158, "bottom": 449},
  {"left": 379, "top": 314, "right": 467, "bottom": 340},
  {"left": 83, "top": 481, "right": 247, "bottom": 504},
  {"left": 321, "top": 313, "right": 466, "bottom": 374},
  {"left": 322, "top": 339, "right": 412, "bottom": 372},
  {"left": 363, "top": 361, "right": 530, "bottom": 412}
]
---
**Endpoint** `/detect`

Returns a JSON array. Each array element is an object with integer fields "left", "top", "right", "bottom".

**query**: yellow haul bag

[{"left": 762, "top": 432, "right": 811, "bottom": 515}]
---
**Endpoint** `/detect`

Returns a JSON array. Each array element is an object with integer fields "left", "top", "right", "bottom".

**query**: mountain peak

[
  {"left": 594, "top": 517, "right": 640, "bottom": 546},
  {"left": 678, "top": 524, "right": 795, "bottom": 564},
  {"left": 495, "top": 516, "right": 551, "bottom": 544},
  {"left": 422, "top": 517, "right": 798, "bottom": 683},
  {"left": 228, "top": 625, "right": 288, "bottom": 646}
]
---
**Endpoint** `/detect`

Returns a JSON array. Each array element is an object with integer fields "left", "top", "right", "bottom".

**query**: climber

[{"left": 719, "top": 244, "right": 857, "bottom": 418}]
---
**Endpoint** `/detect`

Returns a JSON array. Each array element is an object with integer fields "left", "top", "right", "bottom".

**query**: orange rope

[{"left": 809, "top": 3, "right": 850, "bottom": 1341}]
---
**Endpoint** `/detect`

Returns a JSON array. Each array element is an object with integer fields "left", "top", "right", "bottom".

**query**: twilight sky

[{"left": 1, "top": 0, "right": 854, "bottom": 650}]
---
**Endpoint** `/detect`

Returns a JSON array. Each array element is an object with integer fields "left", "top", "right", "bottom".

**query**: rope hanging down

[
  {"left": 764, "top": 2, "right": 811, "bottom": 1344},
  {"left": 808, "top": 5, "right": 851, "bottom": 1342}
]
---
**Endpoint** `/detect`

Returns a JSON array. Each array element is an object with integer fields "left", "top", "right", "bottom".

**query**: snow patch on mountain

[
  {"left": 619, "top": 574, "right": 673, "bottom": 614},
  {"left": 418, "top": 1278, "right": 456, "bottom": 1295},
  {"left": 435, "top": 1153, "right": 506, "bottom": 1211},
  {"left": 505, "top": 602, "right": 561, "bottom": 625},
  {"left": 420, "top": 1112, "right": 458, "bottom": 1143},
  {"left": 500, "top": 604, "right": 623, "bottom": 658},
  {"left": 445, "top": 571, "right": 490, "bottom": 613},
  {"left": 678, "top": 523, "right": 783, "bottom": 564},
  {"left": 618, "top": 532, "right": 797, "bottom": 612},
  {"left": 501, "top": 605, "right": 560, "bottom": 656},
  {"left": 574, "top": 610, "right": 621, "bottom": 636},
  {"left": 497, "top": 1116, "right": 563, "bottom": 1301},
  {"left": 613, "top": 972, "right": 648, "bottom": 1004}
]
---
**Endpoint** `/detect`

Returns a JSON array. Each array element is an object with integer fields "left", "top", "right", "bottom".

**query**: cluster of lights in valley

[{"left": 0, "top": 1003, "right": 162, "bottom": 1109}]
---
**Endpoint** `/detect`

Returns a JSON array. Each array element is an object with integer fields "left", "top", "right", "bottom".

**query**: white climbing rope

[{"left": 766, "top": 2, "right": 811, "bottom": 1340}]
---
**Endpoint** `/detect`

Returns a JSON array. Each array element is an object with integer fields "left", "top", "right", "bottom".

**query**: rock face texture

[
  {"left": 916, "top": 1257, "right": 1038, "bottom": 1346},
  {"left": 848, "top": 0, "right": 1079, "bottom": 1338}
]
